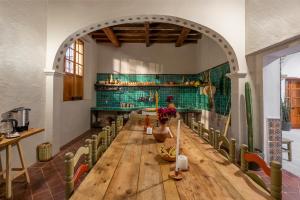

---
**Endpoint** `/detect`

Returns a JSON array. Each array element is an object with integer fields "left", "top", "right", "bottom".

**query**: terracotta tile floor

[
  {"left": 255, "top": 169, "right": 300, "bottom": 200},
  {"left": 0, "top": 129, "right": 99, "bottom": 200},
  {"left": 1, "top": 128, "right": 300, "bottom": 199}
]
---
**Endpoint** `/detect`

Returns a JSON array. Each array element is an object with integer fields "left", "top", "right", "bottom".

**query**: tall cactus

[{"left": 245, "top": 82, "right": 254, "bottom": 152}]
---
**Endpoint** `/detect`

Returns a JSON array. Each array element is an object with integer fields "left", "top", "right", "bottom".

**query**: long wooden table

[
  {"left": 0, "top": 128, "right": 44, "bottom": 199},
  {"left": 71, "top": 120, "right": 270, "bottom": 200}
]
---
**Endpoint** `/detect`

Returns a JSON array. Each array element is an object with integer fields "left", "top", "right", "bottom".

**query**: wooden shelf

[{"left": 95, "top": 83, "right": 207, "bottom": 88}]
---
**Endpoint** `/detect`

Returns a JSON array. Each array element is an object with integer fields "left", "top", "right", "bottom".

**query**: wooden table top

[
  {"left": 0, "top": 128, "right": 44, "bottom": 148},
  {"left": 71, "top": 120, "right": 270, "bottom": 200}
]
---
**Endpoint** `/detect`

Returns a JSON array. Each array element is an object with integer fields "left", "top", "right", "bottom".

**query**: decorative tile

[
  {"left": 96, "top": 63, "right": 231, "bottom": 115},
  {"left": 267, "top": 118, "right": 282, "bottom": 163}
]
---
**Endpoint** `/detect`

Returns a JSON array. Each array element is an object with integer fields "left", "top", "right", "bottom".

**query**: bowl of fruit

[
  {"left": 159, "top": 145, "right": 176, "bottom": 162},
  {"left": 159, "top": 138, "right": 176, "bottom": 162}
]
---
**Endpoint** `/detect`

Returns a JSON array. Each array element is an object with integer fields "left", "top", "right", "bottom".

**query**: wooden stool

[{"left": 282, "top": 138, "right": 293, "bottom": 161}]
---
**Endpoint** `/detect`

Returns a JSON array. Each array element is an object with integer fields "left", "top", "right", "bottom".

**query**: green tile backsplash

[{"left": 96, "top": 62, "right": 231, "bottom": 115}]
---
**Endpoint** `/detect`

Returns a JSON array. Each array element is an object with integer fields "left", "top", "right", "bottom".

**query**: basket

[
  {"left": 160, "top": 153, "right": 176, "bottom": 162},
  {"left": 158, "top": 139, "right": 176, "bottom": 162},
  {"left": 37, "top": 142, "right": 52, "bottom": 162}
]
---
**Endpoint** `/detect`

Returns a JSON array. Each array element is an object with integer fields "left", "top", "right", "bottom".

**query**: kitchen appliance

[
  {"left": 1, "top": 107, "right": 31, "bottom": 132},
  {"left": 0, "top": 119, "right": 19, "bottom": 138}
]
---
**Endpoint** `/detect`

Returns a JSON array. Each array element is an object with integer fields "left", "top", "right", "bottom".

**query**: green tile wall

[{"left": 96, "top": 62, "right": 230, "bottom": 115}]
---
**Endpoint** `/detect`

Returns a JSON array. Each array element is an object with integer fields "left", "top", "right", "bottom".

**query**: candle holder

[
  {"left": 168, "top": 170, "right": 183, "bottom": 180},
  {"left": 168, "top": 119, "right": 184, "bottom": 180}
]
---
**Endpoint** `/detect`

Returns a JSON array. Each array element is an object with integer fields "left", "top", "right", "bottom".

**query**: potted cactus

[
  {"left": 245, "top": 82, "right": 254, "bottom": 153},
  {"left": 281, "top": 100, "right": 291, "bottom": 131},
  {"left": 245, "top": 82, "right": 264, "bottom": 170}
]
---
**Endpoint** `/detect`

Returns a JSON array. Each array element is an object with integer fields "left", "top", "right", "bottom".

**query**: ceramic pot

[
  {"left": 168, "top": 103, "right": 176, "bottom": 109},
  {"left": 282, "top": 121, "right": 291, "bottom": 131},
  {"left": 153, "top": 123, "right": 171, "bottom": 142}
]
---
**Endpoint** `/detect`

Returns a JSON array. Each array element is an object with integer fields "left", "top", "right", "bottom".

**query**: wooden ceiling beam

[
  {"left": 96, "top": 40, "right": 198, "bottom": 44},
  {"left": 175, "top": 27, "right": 191, "bottom": 47},
  {"left": 144, "top": 22, "right": 150, "bottom": 47},
  {"left": 102, "top": 27, "right": 120, "bottom": 47},
  {"left": 92, "top": 35, "right": 201, "bottom": 41}
]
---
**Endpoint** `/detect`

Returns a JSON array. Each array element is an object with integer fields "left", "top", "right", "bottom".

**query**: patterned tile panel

[
  {"left": 96, "top": 63, "right": 231, "bottom": 115},
  {"left": 267, "top": 118, "right": 282, "bottom": 163}
]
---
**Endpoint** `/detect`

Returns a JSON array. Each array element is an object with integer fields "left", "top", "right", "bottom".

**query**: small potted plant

[
  {"left": 153, "top": 107, "right": 177, "bottom": 142},
  {"left": 281, "top": 100, "right": 291, "bottom": 131}
]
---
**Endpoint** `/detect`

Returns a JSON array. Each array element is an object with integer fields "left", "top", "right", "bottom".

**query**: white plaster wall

[
  {"left": 98, "top": 43, "right": 198, "bottom": 74},
  {"left": 282, "top": 52, "right": 300, "bottom": 78},
  {"left": 0, "top": 0, "right": 47, "bottom": 166},
  {"left": 263, "top": 58, "right": 281, "bottom": 161},
  {"left": 280, "top": 52, "right": 300, "bottom": 100},
  {"left": 97, "top": 36, "right": 227, "bottom": 74},
  {"left": 196, "top": 35, "right": 228, "bottom": 72},
  {"left": 60, "top": 36, "right": 98, "bottom": 147},
  {"left": 246, "top": 0, "right": 300, "bottom": 54}
]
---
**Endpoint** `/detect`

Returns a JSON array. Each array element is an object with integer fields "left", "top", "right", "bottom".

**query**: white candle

[
  {"left": 146, "top": 127, "right": 152, "bottom": 135},
  {"left": 175, "top": 120, "right": 181, "bottom": 172},
  {"left": 177, "top": 155, "right": 188, "bottom": 170}
]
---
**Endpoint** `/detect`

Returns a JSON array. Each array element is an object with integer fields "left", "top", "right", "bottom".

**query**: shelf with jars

[{"left": 94, "top": 81, "right": 208, "bottom": 91}]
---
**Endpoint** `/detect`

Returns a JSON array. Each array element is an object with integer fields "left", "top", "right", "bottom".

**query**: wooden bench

[{"left": 282, "top": 138, "right": 293, "bottom": 161}]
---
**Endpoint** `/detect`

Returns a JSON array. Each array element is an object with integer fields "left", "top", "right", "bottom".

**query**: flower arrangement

[
  {"left": 166, "top": 95, "right": 176, "bottom": 109},
  {"left": 166, "top": 95, "right": 174, "bottom": 103},
  {"left": 158, "top": 107, "right": 177, "bottom": 124}
]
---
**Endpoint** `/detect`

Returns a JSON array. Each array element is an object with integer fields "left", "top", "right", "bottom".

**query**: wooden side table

[
  {"left": 282, "top": 138, "right": 293, "bottom": 161},
  {"left": 0, "top": 128, "right": 44, "bottom": 199}
]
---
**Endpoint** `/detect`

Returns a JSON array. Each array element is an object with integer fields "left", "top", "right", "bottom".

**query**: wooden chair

[
  {"left": 189, "top": 119, "right": 236, "bottom": 163},
  {"left": 241, "top": 144, "right": 282, "bottom": 200},
  {"left": 111, "top": 121, "right": 116, "bottom": 139},
  {"left": 116, "top": 115, "right": 123, "bottom": 133},
  {"left": 91, "top": 130, "right": 108, "bottom": 165},
  {"left": 216, "top": 132, "right": 236, "bottom": 163},
  {"left": 65, "top": 139, "right": 92, "bottom": 199},
  {"left": 105, "top": 126, "right": 112, "bottom": 146},
  {"left": 198, "top": 123, "right": 210, "bottom": 142},
  {"left": 190, "top": 117, "right": 201, "bottom": 135}
]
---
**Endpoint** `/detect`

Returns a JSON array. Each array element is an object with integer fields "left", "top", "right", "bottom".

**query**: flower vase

[
  {"left": 153, "top": 122, "right": 171, "bottom": 142},
  {"left": 168, "top": 102, "right": 176, "bottom": 109},
  {"left": 159, "top": 123, "right": 169, "bottom": 134}
]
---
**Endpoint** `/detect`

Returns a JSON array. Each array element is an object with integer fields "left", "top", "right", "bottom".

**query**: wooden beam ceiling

[
  {"left": 102, "top": 27, "right": 120, "bottom": 47},
  {"left": 175, "top": 27, "right": 191, "bottom": 47},
  {"left": 89, "top": 23, "right": 201, "bottom": 47},
  {"left": 144, "top": 22, "right": 150, "bottom": 47}
]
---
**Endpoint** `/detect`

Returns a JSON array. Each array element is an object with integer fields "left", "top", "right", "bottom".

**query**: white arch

[{"left": 52, "top": 14, "right": 239, "bottom": 72}]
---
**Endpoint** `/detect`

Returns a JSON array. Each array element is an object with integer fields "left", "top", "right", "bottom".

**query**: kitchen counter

[{"left": 91, "top": 106, "right": 203, "bottom": 113}]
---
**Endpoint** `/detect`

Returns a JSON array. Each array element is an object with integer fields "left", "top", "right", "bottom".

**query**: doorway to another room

[{"left": 281, "top": 52, "right": 300, "bottom": 177}]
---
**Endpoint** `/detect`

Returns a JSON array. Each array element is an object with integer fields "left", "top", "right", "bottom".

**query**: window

[{"left": 63, "top": 39, "right": 84, "bottom": 101}]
